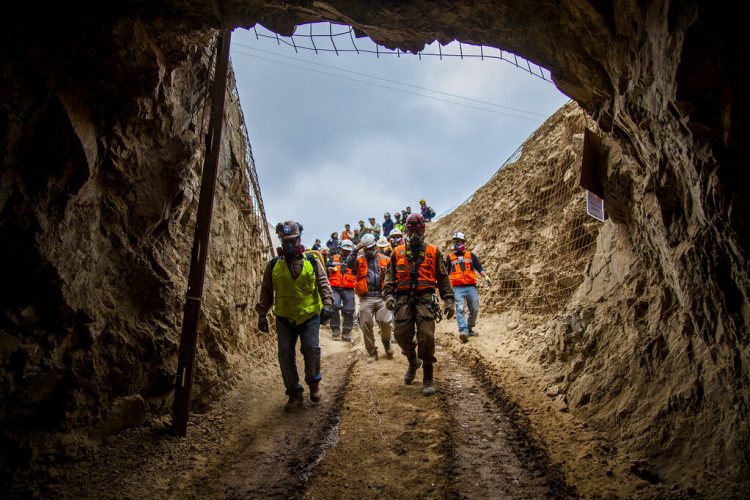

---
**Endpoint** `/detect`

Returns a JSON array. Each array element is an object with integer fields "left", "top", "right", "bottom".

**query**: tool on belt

[{"left": 428, "top": 294, "right": 443, "bottom": 323}]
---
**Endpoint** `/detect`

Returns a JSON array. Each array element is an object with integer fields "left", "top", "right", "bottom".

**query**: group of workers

[
  {"left": 256, "top": 199, "right": 490, "bottom": 412},
  {"left": 317, "top": 199, "right": 437, "bottom": 256}
]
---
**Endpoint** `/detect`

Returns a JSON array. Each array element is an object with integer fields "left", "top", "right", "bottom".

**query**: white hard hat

[
  {"left": 377, "top": 236, "right": 390, "bottom": 248},
  {"left": 389, "top": 228, "right": 403, "bottom": 237},
  {"left": 361, "top": 233, "right": 377, "bottom": 248},
  {"left": 340, "top": 239, "right": 354, "bottom": 251},
  {"left": 452, "top": 231, "right": 466, "bottom": 241}
]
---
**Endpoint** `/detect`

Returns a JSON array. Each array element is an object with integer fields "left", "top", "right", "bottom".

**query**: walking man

[
  {"left": 256, "top": 221, "right": 334, "bottom": 411},
  {"left": 384, "top": 213, "right": 454, "bottom": 396},
  {"left": 382, "top": 212, "right": 394, "bottom": 236},
  {"left": 346, "top": 233, "right": 393, "bottom": 362},
  {"left": 327, "top": 239, "right": 357, "bottom": 342},
  {"left": 342, "top": 224, "right": 354, "bottom": 242},
  {"left": 368, "top": 217, "right": 381, "bottom": 237},
  {"left": 392, "top": 212, "right": 405, "bottom": 234},
  {"left": 326, "top": 232, "right": 340, "bottom": 254},
  {"left": 446, "top": 231, "right": 491, "bottom": 343}
]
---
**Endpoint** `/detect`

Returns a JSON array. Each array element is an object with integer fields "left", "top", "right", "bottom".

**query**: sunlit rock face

[{"left": 1, "top": 0, "right": 747, "bottom": 492}]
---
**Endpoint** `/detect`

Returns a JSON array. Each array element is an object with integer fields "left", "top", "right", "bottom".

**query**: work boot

[
  {"left": 309, "top": 382, "right": 322, "bottom": 403},
  {"left": 404, "top": 354, "right": 422, "bottom": 385},
  {"left": 367, "top": 351, "right": 379, "bottom": 363},
  {"left": 284, "top": 393, "right": 303, "bottom": 412},
  {"left": 459, "top": 331, "right": 469, "bottom": 343},
  {"left": 342, "top": 332, "right": 352, "bottom": 342},
  {"left": 422, "top": 363, "right": 435, "bottom": 396},
  {"left": 332, "top": 329, "right": 341, "bottom": 340},
  {"left": 383, "top": 340, "right": 395, "bottom": 359},
  {"left": 468, "top": 328, "right": 478, "bottom": 337}
]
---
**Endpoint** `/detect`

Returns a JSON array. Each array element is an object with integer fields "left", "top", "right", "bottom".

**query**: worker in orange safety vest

[
  {"left": 383, "top": 213, "right": 454, "bottom": 396},
  {"left": 445, "top": 231, "right": 492, "bottom": 343},
  {"left": 327, "top": 239, "right": 357, "bottom": 341},
  {"left": 345, "top": 233, "right": 393, "bottom": 362}
]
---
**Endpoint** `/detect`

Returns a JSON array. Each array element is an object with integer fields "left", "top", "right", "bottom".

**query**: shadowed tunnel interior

[{"left": 0, "top": 0, "right": 747, "bottom": 496}]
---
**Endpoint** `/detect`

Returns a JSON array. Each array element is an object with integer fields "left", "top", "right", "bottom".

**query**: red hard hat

[{"left": 405, "top": 213, "right": 425, "bottom": 228}]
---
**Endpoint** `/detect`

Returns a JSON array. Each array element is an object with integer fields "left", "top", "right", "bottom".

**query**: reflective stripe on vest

[
  {"left": 328, "top": 254, "right": 343, "bottom": 288},
  {"left": 341, "top": 263, "right": 357, "bottom": 289},
  {"left": 272, "top": 257, "right": 322, "bottom": 324},
  {"left": 393, "top": 244, "right": 438, "bottom": 292},
  {"left": 449, "top": 251, "right": 477, "bottom": 287},
  {"left": 355, "top": 254, "right": 390, "bottom": 296}
]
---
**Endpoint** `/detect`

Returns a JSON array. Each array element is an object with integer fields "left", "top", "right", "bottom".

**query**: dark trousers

[
  {"left": 276, "top": 315, "right": 322, "bottom": 396},
  {"left": 331, "top": 287, "right": 355, "bottom": 335}
]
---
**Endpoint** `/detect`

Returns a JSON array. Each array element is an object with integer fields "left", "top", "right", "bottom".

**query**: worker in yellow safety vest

[{"left": 256, "top": 221, "right": 334, "bottom": 412}]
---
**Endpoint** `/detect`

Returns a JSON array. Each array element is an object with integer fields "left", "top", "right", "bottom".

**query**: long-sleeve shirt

[
  {"left": 383, "top": 244, "right": 453, "bottom": 303},
  {"left": 368, "top": 222, "right": 381, "bottom": 237},
  {"left": 326, "top": 238, "right": 340, "bottom": 253},
  {"left": 445, "top": 252, "right": 485, "bottom": 277},
  {"left": 382, "top": 219, "right": 394, "bottom": 236},
  {"left": 421, "top": 206, "right": 436, "bottom": 221},
  {"left": 256, "top": 254, "right": 333, "bottom": 316},
  {"left": 345, "top": 251, "right": 384, "bottom": 297}
]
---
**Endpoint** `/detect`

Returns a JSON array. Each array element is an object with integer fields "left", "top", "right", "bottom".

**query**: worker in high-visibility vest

[
  {"left": 383, "top": 213, "right": 454, "bottom": 396},
  {"left": 346, "top": 233, "right": 393, "bottom": 362},
  {"left": 256, "top": 221, "right": 334, "bottom": 412},
  {"left": 445, "top": 231, "right": 492, "bottom": 343},
  {"left": 326, "top": 239, "right": 357, "bottom": 342}
]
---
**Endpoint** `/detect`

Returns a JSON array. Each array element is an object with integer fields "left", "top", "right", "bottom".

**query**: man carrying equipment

[{"left": 383, "top": 213, "right": 454, "bottom": 396}]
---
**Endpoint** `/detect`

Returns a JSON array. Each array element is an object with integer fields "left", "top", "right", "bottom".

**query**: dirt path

[
  {"left": 305, "top": 338, "right": 562, "bottom": 498},
  {"left": 26, "top": 322, "right": 579, "bottom": 499}
]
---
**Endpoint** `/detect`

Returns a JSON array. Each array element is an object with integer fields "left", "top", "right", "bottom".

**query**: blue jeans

[
  {"left": 454, "top": 285, "right": 479, "bottom": 333},
  {"left": 276, "top": 315, "right": 322, "bottom": 396}
]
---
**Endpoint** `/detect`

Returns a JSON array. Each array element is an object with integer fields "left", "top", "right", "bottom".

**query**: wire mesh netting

[
  {"left": 241, "top": 22, "right": 553, "bottom": 82},
  {"left": 230, "top": 81, "right": 275, "bottom": 311},
  {"left": 491, "top": 112, "right": 601, "bottom": 315},
  {"left": 432, "top": 104, "right": 602, "bottom": 317}
]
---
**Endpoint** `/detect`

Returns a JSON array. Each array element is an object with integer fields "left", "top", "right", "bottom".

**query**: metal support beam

[{"left": 172, "top": 29, "right": 232, "bottom": 436}]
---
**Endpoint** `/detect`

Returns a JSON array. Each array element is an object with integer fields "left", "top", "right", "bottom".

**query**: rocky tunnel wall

[
  {"left": 0, "top": 14, "right": 274, "bottom": 468},
  {"left": 1, "top": 0, "right": 748, "bottom": 491}
]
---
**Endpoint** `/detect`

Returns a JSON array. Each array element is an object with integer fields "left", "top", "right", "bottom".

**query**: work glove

[
  {"left": 320, "top": 305, "right": 333, "bottom": 323},
  {"left": 483, "top": 276, "right": 492, "bottom": 285},
  {"left": 443, "top": 300, "right": 455, "bottom": 320},
  {"left": 258, "top": 315, "right": 269, "bottom": 333},
  {"left": 385, "top": 297, "right": 396, "bottom": 311}
]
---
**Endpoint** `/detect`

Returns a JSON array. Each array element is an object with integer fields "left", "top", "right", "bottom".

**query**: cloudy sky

[{"left": 231, "top": 24, "right": 569, "bottom": 247}]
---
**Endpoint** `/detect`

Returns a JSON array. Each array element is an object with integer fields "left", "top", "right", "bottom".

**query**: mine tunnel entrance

[
  {"left": 165, "top": 22, "right": 600, "bottom": 498},
  {"left": 2, "top": 3, "right": 747, "bottom": 498}
]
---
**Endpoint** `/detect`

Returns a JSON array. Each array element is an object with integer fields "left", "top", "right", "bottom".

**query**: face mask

[
  {"left": 282, "top": 239, "right": 300, "bottom": 258},
  {"left": 453, "top": 242, "right": 465, "bottom": 253}
]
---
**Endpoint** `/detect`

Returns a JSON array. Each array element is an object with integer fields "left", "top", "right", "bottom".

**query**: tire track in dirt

[
  {"left": 440, "top": 352, "right": 572, "bottom": 498},
  {"left": 303, "top": 340, "right": 563, "bottom": 498},
  {"left": 177, "top": 338, "right": 357, "bottom": 499}
]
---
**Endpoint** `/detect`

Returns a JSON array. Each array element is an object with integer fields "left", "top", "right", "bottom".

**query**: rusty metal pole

[{"left": 172, "top": 29, "right": 232, "bottom": 436}]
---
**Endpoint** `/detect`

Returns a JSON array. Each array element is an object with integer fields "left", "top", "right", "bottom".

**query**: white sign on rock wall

[{"left": 586, "top": 190, "right": 606, "bottom": 221}]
